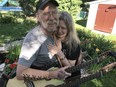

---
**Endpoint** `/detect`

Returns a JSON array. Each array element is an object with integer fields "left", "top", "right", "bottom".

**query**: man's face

[{"left": 37, "top": 3, "right": 59, "bottom": 33}]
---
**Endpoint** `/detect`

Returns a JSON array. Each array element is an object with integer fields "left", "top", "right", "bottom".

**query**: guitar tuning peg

[{"left": 101, "top": 62, "right": 116, "bottom": 73}]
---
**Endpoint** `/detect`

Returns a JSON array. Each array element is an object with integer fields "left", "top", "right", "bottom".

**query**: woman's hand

[{"left": 47, "top": 35, "right": 62, "bottom": 56}]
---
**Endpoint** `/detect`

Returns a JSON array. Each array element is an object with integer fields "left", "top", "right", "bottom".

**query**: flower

[
  {"left": 9, "top": 63, "right": 17, "bottom": 69},
  {"left": 5, "top": 59, "right": 10, "bottom": 63},
  {"left": 2, "top": 62, "right": 17, "bottom": 79},
  {"left": 96, "top": 48, "right": 100, "bottom": 52}
]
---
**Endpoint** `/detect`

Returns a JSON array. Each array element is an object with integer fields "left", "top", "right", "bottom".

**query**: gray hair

[{"left": 59, "top": 11, "right": 80, "bottom": 52}]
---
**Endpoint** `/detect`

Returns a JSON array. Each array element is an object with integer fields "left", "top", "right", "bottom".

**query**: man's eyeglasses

[{"left": 43, "top": 11, "right": 58, "bottom": 17}]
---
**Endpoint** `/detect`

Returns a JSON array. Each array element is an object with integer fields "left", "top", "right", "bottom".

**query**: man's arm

[{"left": 16, "top": 64, "right": 71, "bottom": 80}]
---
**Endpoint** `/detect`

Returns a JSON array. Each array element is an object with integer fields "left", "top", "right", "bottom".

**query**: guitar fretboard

[
  {"left": 57, "top": 71, "right": 105, "bottom": 87},
  {"left": 65, "top": 56, "right": 104, "bottom": 73},
  {"left": 65, "top": 51, "right": 109, "bottom": 73}
]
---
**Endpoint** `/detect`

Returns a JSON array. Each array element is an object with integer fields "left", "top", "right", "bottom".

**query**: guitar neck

[
  {"left": 57, "top": 71, "right": 105, "bottom": 87},
  {"left": 57, "top": 62, "right": 116, "bottom": 87},
  {"left": 67, "top": 58, "right": 97, "bottom": 73},
  {"left": 65, "top": 56, "right": 105, "bottom": 73}
]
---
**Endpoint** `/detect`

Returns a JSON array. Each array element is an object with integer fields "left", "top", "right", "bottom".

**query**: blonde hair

[{"left": 59, "top": 11, "right": 80, "bottom": 52}]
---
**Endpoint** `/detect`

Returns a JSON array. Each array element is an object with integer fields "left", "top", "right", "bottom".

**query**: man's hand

[{"left": 49, "top": 66, "right": 71, "bottom": 80}]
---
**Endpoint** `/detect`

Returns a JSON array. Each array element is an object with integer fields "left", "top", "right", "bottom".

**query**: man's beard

[{"left": 41, "top": 20, "right": 58, "bottom": 33}]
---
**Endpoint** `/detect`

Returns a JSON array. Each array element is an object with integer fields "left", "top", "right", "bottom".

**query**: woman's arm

[
  {"left": 68, "top": 50, "right": 83, "bottom": 66},
  {"left": 75, "top": 50, "right": 83, "bottom": 65},
  {"left": 56, "top": 51, "right": 71, "bottom": 66}
]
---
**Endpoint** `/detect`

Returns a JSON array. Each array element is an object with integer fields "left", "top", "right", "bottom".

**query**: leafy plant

[
  {"left": 77, "top": 29, "right": 115, "bottom": 57},
  {"left": 2, "top": 45, "right": 21, "bottom": 78},
  {"left": 2, "top": 63, "right": 17, "bottom": 78},
  {"left": 77, "top": 28, "right": 116, "bottom": 87},
  {"left": 58, "top": 0, "right": 82, "bottom": 21},
  {"left": 0, "top": 15, "right": 16, "bottom": 24},
  {"left": 5, "top": 45, "right": 21, "bottom": 64}
]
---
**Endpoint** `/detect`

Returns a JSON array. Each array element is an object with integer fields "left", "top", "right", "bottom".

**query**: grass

[
  {"left": 0, "top": 23, "right": 23, "bottom": 43},
  {"left": 0, "top": 20, "right": 36, "bottom": 44},
  {"left": 81, "top": 69, "right": 116, "bottom": 87},
  {"left": 105, "top": 35, "right": 116, "bottom": 41}
]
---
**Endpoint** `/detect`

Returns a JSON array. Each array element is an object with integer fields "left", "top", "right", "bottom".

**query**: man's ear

[
  {"left": 36, "top": 12, "right": 41, "bottom": 24},
  {"left": 36, "top": 12, "right": 40, "bottom": 20}
]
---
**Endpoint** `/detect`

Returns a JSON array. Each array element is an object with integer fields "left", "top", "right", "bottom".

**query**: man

[{"left": 16, "top": 0, "right": 71, "bottom": 80}]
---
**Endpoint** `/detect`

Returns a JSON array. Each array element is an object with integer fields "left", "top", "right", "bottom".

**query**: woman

[{"left": 47, "top": 11, "right": 83, "bottom": 87}]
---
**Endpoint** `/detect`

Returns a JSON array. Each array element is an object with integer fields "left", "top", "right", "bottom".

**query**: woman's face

[{"left": 56, "top": 20, "right": 68, "bottom": 40}]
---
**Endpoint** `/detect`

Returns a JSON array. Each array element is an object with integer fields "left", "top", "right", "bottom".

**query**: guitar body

[
  {"left": 6, "top": 77, "right": 64, "bottom": 87},
  {"left": 6, "top": 77, "right": 26, "bottom": 87}
]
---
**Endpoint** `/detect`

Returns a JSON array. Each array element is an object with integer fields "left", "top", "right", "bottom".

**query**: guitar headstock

[
  {"left": 98, "top": 50, "right": 116, "bottom": 58},
  {"left": 101, "top": 62, "right": 116, "bottom": 73},
  {"left": 98, "top": 50, "right": 111, "bottom": 57},
  {"left": 98, "top": 50, "right": 116, "bottom": 62}
]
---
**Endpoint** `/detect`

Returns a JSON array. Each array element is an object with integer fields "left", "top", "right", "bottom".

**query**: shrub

[
  {"left": 77, "top": 29, "right": 115, "bottom": 57},
  {"left": 5, "top": 45, "right": 21, "bottom": 64},
  {"left": 2, "top": 45, "right": 21, "bottom": 79},
  {"left": 0, "top": 16, "right": 16, "bottom": 24}
]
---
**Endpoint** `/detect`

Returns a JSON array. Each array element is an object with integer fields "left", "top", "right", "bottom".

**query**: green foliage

[
  {"left": 58, "top": 0, "right": 82, "bottom": 21},
  {"left": 2, "top": 45, "right": 21, "bottom": 78},
  {"left": 0, "top": 16, "right": 15, "bottom": 24},
  {"left": 6, "top": 45, "right": 21, "bottom": 63},
  {"left": 77, "top": 28, "right": 115, "bottom": 57},
  {"left": 18, "top": 0, "right": 82, "bottom": 21},
  {"left": 81, "top": 69, "right": 116, "bottom": 87},
  {"left": 19, "top": 0, "right": 38, "bottom": 16},
  {"left": 0, "top": 18, "right": 36, "bottom": 44},
  {"left": 77, "top": 28, "right": 116, "bottom": 87},
  {"left": 0, "top": 12, "right": 25, "bottom": 24},
  {"left": 0, "top": 12, "right": 16, "bottom": 24}
]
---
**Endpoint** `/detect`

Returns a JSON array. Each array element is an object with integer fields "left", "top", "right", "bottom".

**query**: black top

[
  {"left": 62, "top": 43, "right": 81, "bottom": 80},
  {"left": 62, "top": 43, "right": 81, "bottom": 60}
]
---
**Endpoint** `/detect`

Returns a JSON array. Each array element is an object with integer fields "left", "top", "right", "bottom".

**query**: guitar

[
  {"left": 54, "top": 62, "right": 116, "bottom": 87},
  {"left": 5, "top": 62, "right": 116, "bottom": 87},
  {"left": 4, "top": 51, "right": 116, "bottom": 87}
]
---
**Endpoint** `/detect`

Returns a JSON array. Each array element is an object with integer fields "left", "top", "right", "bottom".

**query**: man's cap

[{"left": 36, "top": 0, "right": 59, "bottom": 11}]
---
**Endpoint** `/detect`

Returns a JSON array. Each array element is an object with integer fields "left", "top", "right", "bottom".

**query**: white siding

[
  {"left": 86, "top": 0, "right": 116, "bottom": 34},
  {"left": 86, "top": 3, "right": 98, "bottom": 30},
  {"left": 111, "top": 18, "right": 116, "bottom": 34}
]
